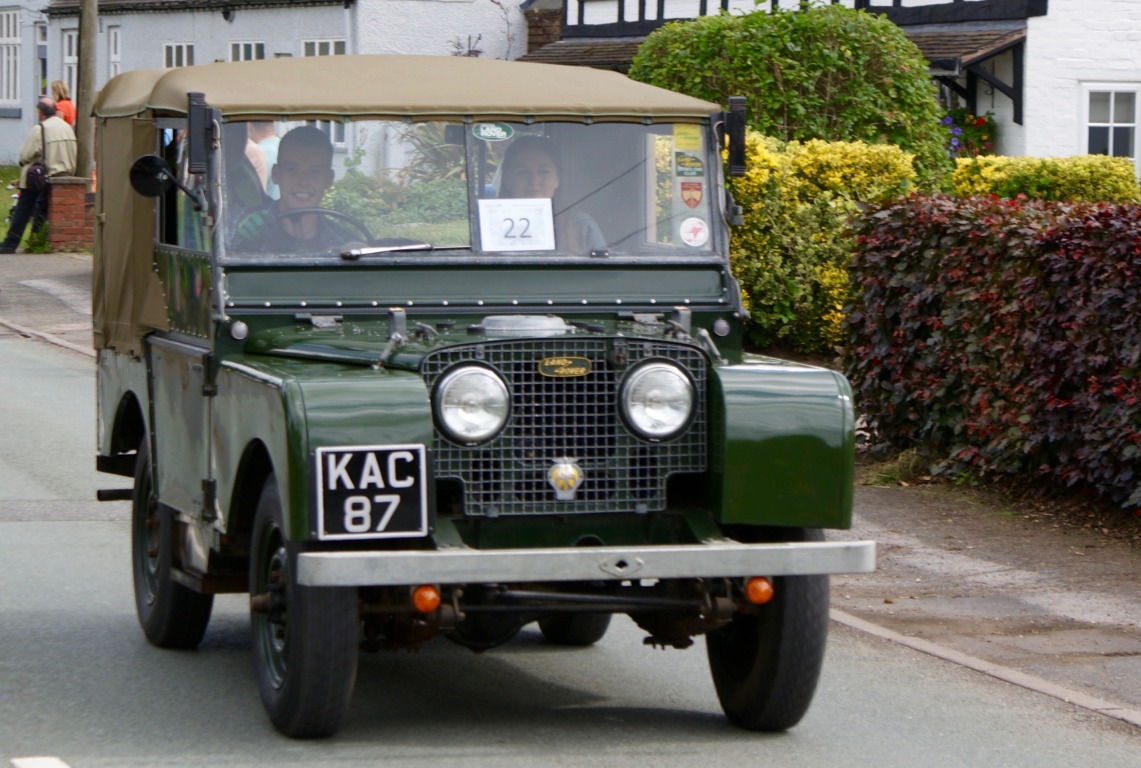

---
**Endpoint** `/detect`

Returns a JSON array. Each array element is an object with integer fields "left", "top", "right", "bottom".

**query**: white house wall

[
  {"left": 1023, "top": 0, "right": 1141, "bottom": 172},
  {"left": 8, "top": 0, "right": 527, "bottom": 165},
  {"left": 49, "top": 6, "right": 348, "bottom": 78},
  {"left": 0, "top": 2, "right": 51, "bottom": 168},
  {"left": 353, "top": 0, "right": 525, "bottom": 60}
]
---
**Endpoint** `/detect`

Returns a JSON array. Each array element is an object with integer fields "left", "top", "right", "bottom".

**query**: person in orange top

[{"left": 51, "top": 81, "right": 76, "bottom": 127}]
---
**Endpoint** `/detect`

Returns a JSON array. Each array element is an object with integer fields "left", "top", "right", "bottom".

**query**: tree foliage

[{"left": 629, "top": 3, "right": 951, "bottom": 186}]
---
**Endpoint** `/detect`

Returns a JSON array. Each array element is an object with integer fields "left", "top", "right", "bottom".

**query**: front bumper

[{"left": 297, "top": 540, "right": 876, "bottom": 587}]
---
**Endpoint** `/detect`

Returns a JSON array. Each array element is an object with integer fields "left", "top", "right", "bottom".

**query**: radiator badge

[
  {"left": 538, "top": 356, "right": 592, "bottom": 377},
  {"left": 548, "top": 458, "right": 584, "bottom": 501}
]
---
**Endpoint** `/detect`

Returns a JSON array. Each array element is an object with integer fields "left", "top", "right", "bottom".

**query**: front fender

[
  {"left": 291, "top": 369, "right": 433, "bottom": 541},
  {"left": 709, "top": 357, "right": 854, "bottom": 529}
]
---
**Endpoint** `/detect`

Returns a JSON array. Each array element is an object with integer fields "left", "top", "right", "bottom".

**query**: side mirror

[
  {"left": 129, "top": 153, "right": 203, "bottom": 211},
  {"left": 129, "top": 154, "right": 175, "bottom": 198}
]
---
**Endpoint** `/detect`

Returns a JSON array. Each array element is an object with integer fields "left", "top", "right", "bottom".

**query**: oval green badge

[{"left": 472, "top": 123, "right": 515, "bottom": 142}]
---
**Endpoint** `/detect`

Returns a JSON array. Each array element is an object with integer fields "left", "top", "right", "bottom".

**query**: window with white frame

[
  {"left": 108, "top": 26, "right": 121, "bottom": 79},
  {"left": 62, "top": 29, "right": 77, "bottom": 96},
  {"left": 1086, "top": 87, "right": 1138, "bottom": 175},
  {"left": 301, "top": 40, "right": 346, "bottom": 146},
  {"left": 230, "top": 41, "right": 265, "bottom": 62},
  {"left": 0, "top": 10, "right": 19, "bottom": 105},
  {"left": 164, "top": 43, "right": 195, "bottom": 69},
  {"left": 303, "top": 39, "right": 345, "bottom": 57}
]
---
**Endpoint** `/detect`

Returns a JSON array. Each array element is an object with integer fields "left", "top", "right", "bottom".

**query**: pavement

[{"left": 2, "top": 251, "right": 1139, "bottom": 731}]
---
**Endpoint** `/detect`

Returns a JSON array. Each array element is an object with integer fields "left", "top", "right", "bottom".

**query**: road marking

[
  {"left": 19, "top": 278, "right": 91, "bottom": 317},
  {"left": 832, "top": 609, "right": 1141, "bottom": 729},
  {"left": 12, "top": 758, "right": 73, "bottom": 768}
]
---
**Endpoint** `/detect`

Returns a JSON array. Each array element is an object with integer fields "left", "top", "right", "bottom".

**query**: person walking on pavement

[{"left": 0, "top": 97, "right": 77, "bottom": 254}]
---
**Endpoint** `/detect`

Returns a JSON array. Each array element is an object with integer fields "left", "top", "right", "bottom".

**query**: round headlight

[
  {"left": 435, "top": 366, "right": 510, "bottom": 444},
  {"left": 621, "top": 362, "right": 694, "bottom": 440}
]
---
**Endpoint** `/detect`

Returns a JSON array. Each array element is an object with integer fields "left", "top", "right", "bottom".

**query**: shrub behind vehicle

[{"left": 847, "top": 194, "right": 1141, "bottom": 509}]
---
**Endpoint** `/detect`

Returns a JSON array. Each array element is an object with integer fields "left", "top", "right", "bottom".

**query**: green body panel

[
  {"left": 221, "top": 261, "right": 732, "bottom": 313},
  {"left": 154, "top": 247, "right": 212, "bottom": 339},
  {"left": 709, "top": 355, "right": 854, "bottom": 529},
  {"left": 212, "top": 355, "right": 433, "bottom": 542},
  {"left": 96, "top": 349, "right": 150, "bottom": 457}
]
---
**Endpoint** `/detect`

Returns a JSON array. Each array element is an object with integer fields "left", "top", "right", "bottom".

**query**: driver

[{"left": 230, "top": 126, "right": 357, "bottom": 253}]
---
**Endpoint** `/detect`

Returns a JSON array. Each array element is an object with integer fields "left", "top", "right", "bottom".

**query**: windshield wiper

[{"left": 341, "top": 241, "right": 471, "bottom": 260}]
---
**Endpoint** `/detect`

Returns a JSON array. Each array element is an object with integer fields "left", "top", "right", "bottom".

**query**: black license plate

[{"left": 315, "top": 445, "right": 428, "bottom": 540}]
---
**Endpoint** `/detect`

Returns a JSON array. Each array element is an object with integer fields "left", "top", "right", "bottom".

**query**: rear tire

[
  {"left": 131, "top": 439, "right": 213, "bottom": 648},
  {"left": 250, "top": 475, "right": 358, "bottom": 738},
  {"left": 706, "top": 528, "right": 829, "bottom": 731},
  {"left": 538, "top": 613, "right": 612, "bottom": 647}
]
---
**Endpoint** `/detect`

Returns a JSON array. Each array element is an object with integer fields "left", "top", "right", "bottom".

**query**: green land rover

[{"left": 93, "top": 55, "right": 875, "bottom": 738}]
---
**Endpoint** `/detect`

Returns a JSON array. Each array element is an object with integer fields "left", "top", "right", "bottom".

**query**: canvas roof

[{"left": 93, "top": 54, "right": 721, "bottom": 124}]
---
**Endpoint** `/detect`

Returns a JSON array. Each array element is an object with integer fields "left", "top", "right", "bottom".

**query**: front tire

[
  {"left": 131, "top": 439, "right": 213, "bottom": 648},
  {"left": 250, "top": 475, "right": 358, "bottom": 738},
  {"left": 706, "top": 528, "right": 829, "bottom": 731}
]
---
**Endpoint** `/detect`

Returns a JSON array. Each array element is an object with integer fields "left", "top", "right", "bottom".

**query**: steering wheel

[{"left": 275, "top": 207, "right": 373, "bottom": 243}]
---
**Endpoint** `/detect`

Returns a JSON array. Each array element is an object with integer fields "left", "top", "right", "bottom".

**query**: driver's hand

[{"left": 235, "top": 211, "right": 272, "bottom": 242}]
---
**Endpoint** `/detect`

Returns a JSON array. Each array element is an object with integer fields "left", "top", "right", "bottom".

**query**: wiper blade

[{"left": 341, "top": 241, "right": 471, "bottom": 260}]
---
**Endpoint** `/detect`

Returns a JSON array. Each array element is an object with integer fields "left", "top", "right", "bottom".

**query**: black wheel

[
  {"left": 537, "top": 613, "right": 612, "bottom": 647},
  {"left": 275, "top": 207, "right": 373, "bottom": 242},
  {"left": 706, "top": 528, "right": 830, "bottom": 732},
  {"left": 250, "top": 475, "right": 358, "bottom": 738},
  {"left": 131, "top": 439, "right": 213, "bottom": 648}
]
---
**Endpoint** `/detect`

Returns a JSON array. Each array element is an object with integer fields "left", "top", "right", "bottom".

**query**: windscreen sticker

[
  {"left": 674, "top": 152, "right": 704, "bottom": 177},
  {"left": 472, "top": 123, "right": 515, "bottom": 142},
  {"left": 673, "top": 124, "right": 702, "bottom": 152},
  {"left": 680, "top": 181, "right": 703, "bottom": 209},
  {"left": 680, "top": 217, "right": 710, "bottom": 248},
  {"left": 478, "top": 198, "right": 556, "bottom": 251}
]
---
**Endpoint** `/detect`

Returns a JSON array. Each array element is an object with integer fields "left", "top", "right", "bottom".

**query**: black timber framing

[
  {"left": 862, "top": 0, "right": 1048, "bottom": 26},
  {"left": 935, "top": 35, "right": 1026, "bottom": 125}
]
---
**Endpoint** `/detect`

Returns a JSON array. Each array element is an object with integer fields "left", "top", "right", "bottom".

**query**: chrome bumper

[{"left": 297, "top": 540, "right": 876, "bottom": 587}]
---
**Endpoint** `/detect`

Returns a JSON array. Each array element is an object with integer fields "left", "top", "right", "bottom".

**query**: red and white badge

[
  {"left": 680, "top": 217, "right": 709, "bottom": 247},
  {"left": 680, "top": 181, "right": 703, "bottom": 209}
]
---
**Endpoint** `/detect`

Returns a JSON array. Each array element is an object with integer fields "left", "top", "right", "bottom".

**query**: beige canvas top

[
  {"left": 93, "top": 54, "right": 720, "bottom": 123},
  {"left": 92, "top": 55, "right": 721, "bottom": 355}
]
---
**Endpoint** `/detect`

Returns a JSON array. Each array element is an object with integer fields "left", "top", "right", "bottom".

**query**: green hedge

[
  {"left": 952, "top": 155, "right": 1141, "bottom": 202},
  {"left": 630, "top": 4, "right": 951, "bottom": 187},
  {"left": 729, "top": 132, "right": 914, "bottom": 352},
  {"left": 847, "top": 194, "right": 1141, "bottom": 508}
]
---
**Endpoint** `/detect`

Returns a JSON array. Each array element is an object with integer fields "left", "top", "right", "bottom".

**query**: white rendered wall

[
  {"left": 353, "top": 0, "right": 528, "bottom": 61},
  {"left": 49, "top": 6, "right": 348, "bottom": 88},
  {"left": 0, "top": 3, "right": 51, "bottom": 169},
  {"left": 1022, "top": 0, "right": 1141, "bottom": 168}
]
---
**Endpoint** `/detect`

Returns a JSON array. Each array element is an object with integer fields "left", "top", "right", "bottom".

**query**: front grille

[{"left": 422, "top": 339, "right": 707, "bottom": 516}]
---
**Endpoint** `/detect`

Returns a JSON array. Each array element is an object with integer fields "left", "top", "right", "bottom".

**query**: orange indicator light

[
  {"left": 744, "top": 577, "right": 774, "bottom": 605},
  {"left": 412, "top": 585, "right": 441, "bottom": 613}
]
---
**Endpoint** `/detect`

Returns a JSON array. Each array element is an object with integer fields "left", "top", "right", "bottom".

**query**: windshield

[{"left": 221, "top": 119, "right": 718, "bottom": 258}]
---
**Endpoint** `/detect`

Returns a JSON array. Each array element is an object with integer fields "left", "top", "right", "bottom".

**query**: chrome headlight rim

[
  {"left": 620, "top": 360, "right": 696, "bottom": 442},
  {"left": 433, "top": 364, "right": 511, "bottom": 445}
]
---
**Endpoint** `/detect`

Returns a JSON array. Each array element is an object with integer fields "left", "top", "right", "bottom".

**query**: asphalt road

[{"left": 1, "top": 254, "right": 1138, "bottom": 765}]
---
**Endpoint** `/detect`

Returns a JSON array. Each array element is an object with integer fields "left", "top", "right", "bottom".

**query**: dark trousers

[{"left": 2, "top": 183, "right": 48, "bottom": 250}]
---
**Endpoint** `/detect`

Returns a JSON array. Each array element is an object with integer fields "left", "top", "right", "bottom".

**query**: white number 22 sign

[{"left": 478, "top": 198, "right": 556, "bottom": 252}]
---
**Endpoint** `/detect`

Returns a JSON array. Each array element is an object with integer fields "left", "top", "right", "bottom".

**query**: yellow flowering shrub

[
  {"left": 952, "top": 155, "right": 1140, "bottom": 202},
  {"left": 728, "top": 131, "right": 914, "bottom": 353}
]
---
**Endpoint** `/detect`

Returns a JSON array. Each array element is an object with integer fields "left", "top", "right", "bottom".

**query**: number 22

[{"left": 503, "top": 217, "right": 532, "bottom": 239}]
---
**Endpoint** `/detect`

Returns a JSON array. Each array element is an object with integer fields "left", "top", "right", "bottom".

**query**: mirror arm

[{"left": 161, "top": 170, "right": 204, "bottom": 211}]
